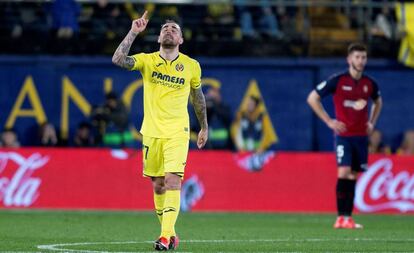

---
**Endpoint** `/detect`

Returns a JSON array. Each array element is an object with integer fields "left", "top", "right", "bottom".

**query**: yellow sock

[
  {"left": 154, "top": 192, "right": 165, "bottom": 224},
  {"left": 161, "top": 190, "right": 180, "bottom": 238}
]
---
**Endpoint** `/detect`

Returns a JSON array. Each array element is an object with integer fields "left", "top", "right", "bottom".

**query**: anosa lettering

[{"left": 5, "top": 76, "right": 47, "bottom": 128}]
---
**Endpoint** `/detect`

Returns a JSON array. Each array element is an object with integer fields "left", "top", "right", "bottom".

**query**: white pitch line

[
  {"left": 36, "top": 238, "right": 414, "bottom": 253},
  {"left": 37, "top": 241, "right": 192, "bottom": 253}
]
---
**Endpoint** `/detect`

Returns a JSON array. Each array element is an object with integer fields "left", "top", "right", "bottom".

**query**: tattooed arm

[
  {"left": 190, "top": 87, "right": 208, "bottom": 149},
  {"left": 112, "top": 11, "right": 148, "bottom": 70},
  {"left": 112, "top": 31, "right": 138, "bottom": 70}
]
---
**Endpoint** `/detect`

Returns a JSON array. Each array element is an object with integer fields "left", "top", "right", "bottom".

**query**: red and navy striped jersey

[{"left": 316, "top": 70, "right": 381, "bottom": 137}]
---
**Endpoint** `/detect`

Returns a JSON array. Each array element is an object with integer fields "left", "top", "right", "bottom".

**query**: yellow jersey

[{"left": 131, "top": 52, "right": 201, "bottom": 139}]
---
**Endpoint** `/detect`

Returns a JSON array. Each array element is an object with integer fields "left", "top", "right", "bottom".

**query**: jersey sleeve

[
  {"left": 130, "top": 53, "right": 146, "bottom": 71},
  {"left": 190, "top": 60, "right": 202, "bottom": 89},
  {"left": 370, "top": 79, "right": 381, "bottom": 100},
  {"left": 315, "top": 74, "right": 339, "bottom": 98}
]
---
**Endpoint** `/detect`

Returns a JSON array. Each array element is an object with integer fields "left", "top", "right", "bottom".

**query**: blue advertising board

[{"left": 0, "top": 56, "right": 413, "bottom": 151}]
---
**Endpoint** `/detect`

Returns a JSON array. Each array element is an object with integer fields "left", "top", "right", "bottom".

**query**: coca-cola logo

[
  {"left": 0, "top": 152, "right": 49, "bottom": 207},
  {"left": 355, "top": 158, "right": 414, "bottom": 212}
]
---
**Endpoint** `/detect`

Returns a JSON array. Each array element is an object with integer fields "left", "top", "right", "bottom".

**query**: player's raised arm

[
  {"left": 190, "top": 87, "right": 208, "bottom": 149},
  {"left": 112, "top": 11, "right": 148, "bottom": 70}
]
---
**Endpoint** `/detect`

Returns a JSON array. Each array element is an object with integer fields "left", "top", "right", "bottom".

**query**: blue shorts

[{"left": 335, "top": 136, "right": 368, "bottom": 172}]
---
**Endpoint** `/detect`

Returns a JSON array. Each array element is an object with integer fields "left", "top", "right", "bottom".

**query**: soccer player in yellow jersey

[{"left": 112, "top": 11, "right": 208, "bottom": 251}]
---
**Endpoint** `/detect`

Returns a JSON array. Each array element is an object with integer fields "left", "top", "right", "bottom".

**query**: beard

[
  {"left": 351, "top": 62, "right": 365, "bottom": 72},
  {"left": 161, "top": 37, "right": 177, "bottom": 49}
]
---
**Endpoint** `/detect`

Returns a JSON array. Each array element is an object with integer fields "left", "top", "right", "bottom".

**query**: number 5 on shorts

[{"left": 337, "top": 145, "right": 344, "bottom": 163}]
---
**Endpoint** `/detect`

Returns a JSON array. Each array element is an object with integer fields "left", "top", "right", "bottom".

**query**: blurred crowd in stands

[
  {"left": 0, "top": 0, "right": 400, "bottom": 57},
  {"left": 0, "top": 91, "right": 133, "bottom": 149}
]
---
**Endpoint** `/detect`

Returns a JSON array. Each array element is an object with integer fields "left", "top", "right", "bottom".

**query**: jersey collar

[{"left": 158, "top": 53, "right": 180, "bottom": 65}]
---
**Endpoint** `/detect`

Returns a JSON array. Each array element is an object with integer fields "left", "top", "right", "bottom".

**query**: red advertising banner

[{"left": 0, "top": 148, "right": 413, "bottom": 213}]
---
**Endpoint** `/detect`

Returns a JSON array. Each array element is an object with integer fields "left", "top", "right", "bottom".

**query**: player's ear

[
  {"left": 346, "top": 54, "right": 352, "bottom": 65},
  {"left": 178, "top": 37, "right": 184, "bottom": 45},
  {"left": 158, "top": 35, "right": 161, "bottom": 44}
]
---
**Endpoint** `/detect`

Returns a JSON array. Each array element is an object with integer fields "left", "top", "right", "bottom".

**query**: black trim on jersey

[
  {"left": 169, "top": 172, "right": 184, "bottom": 178},
  {"left": 129, "top": 56, "right": 136, "bottom": 63},
  {"left": 170, "top": 54, "right": 180, "bottom": 65},
  {"left": 143, "top": 173, "right": 164, "bottom": 178},
  {"left": 158, "top": 54, "right": 168, "bottom": 65},
  {"left": 143, "top": 172, "right": 183, "bottom": 178},
  {"left": 158, "top": 53, "right": 180, "bottom": 66}
]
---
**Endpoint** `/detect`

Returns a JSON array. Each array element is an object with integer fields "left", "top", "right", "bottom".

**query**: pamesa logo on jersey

[{"left": 151, "top": 71, "right": 185, "bottom": 89}]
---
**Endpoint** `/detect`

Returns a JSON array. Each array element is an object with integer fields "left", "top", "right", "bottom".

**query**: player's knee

[
  {"left": 152, "top": 177, "right": 165, "bottom": 194},
  {"left": 337, "top": 167, "right": 352, "bottom": 178},
  {"left": 153, "top": 184, "right": 165, "bottom": 194},
  {"left": 164, "top": 174, "right": 181, "bottom": 190},
  {"left": 165, "top": 181, "right": 181, "bottom": 190}
]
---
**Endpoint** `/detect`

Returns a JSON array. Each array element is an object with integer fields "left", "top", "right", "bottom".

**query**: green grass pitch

[{"left": 0, "top": 210, "right": 413, "bottom": 252}]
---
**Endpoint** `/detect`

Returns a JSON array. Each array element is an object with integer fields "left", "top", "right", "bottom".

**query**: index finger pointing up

[{"left": 141, "top": 10, "right": 148, "bottom": 20}]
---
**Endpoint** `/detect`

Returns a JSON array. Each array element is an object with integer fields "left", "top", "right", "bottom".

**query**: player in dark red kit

[{"left": 307, "top": 43, "right": 383, "bottom": 229}]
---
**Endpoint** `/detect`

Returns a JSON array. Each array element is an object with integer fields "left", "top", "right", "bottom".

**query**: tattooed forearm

[
  {"left": 112, "top": 30, "right": 138, "bottom": 69},
  {"left": 190, "top": 88, "right": 208, "bottom": 129}
]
